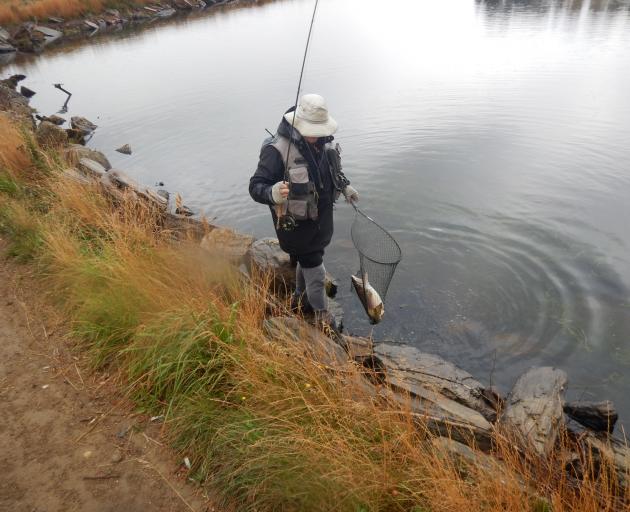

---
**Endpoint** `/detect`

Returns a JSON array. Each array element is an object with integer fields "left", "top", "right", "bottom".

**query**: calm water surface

[{"left": 4, "top": 0, "right": 630, "bottom": 424}]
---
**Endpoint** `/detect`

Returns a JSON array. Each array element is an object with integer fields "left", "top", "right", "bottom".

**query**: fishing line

[{"left": 283, "top": 0, "right": 320, "bottom": 178}]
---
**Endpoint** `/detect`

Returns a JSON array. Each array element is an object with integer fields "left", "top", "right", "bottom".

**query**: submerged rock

[
  {"left": 115, "top": 143, "right": 132, "bottom": 155},
  {"left": 564, "top": 400, "right": 618, "bottom": 434}
]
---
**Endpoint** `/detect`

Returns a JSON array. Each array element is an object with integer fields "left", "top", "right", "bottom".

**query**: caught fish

[{"left": 351, "top": 273, "right": 384, "bottom": 324}]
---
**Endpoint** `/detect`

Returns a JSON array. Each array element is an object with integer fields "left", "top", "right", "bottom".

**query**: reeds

[{"left": 1, "top": 115, "right": 628, "bottom": 511}]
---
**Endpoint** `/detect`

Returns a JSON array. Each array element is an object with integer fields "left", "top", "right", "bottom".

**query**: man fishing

[{"left": 249, "top": 93, "right": 358, "bottom": 331}]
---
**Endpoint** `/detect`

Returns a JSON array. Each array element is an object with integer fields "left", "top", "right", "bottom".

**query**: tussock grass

[
  {"left": 0, "top": 0, "right": 153, "bottom": 25},
  {"left": 1, "top": 114, "right": 628, "bottom": 511}
]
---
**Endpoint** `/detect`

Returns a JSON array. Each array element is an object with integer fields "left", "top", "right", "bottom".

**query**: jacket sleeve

[{"left": 249, "top": 145, "right": 284, "bottom": 206}]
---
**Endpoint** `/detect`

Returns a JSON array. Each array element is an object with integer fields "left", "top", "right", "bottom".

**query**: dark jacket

[{"left": 249, "top": 115, "right": 340, "bottom": 258}]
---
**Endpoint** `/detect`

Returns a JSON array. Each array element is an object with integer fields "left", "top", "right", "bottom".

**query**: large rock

[
  {"left": 36, "top": 121, "right": 68, "bottom": 148},
  {"left": 382, "top": 383, "right": 493, "bottom": 450},
  {"left": 0, "top": 84, "right": 33, "bottom": 120},
  {"left": 71, "top": 116, "right": 97, "bottom": 134},
  {"left": 200, "top": 227, "right": 254, "bottom": 263},
  {"left": 374, "top": 343, "right": 497, "bottom": 422},
  {"left": 501, "top": 367, "right": 567, "bottom": 457},
  {"left": 63, "top": 144, "right": 111, "bottom": 170}
]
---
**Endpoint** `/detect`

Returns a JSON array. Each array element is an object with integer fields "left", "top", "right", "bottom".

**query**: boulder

[
  {"left": 77, "top": 157, "right": 106, "bottom": 178},
  {"left": 36, "top": 114, "right": 65, "bottom": 126},
  {"left": 0, "top": 74, "right": 26, "bottom": 90},
  {"left": 0, "top": 84, "right": 33, "bottom": 120},
  {"left": 163, "top": 213, "right": 207, "bottom": 241},
  {"left": 0, "top": 41, "right": 16, "bottom": 55},
  {"left": 342, "top": 335, "right": 373, "bottom": 359},
  {"left": 63, "top": 144, "right": 111, "bottom": 170},
  {"left": 564, "top": 400, "right": 618, "bottom": 434},
  {"left": 62, "top": 167, "right": 91, "bottom": 184},
  {"left": 70, "top": 116, "right": 97, "bottom": 134},
  {"left": 501, "top": 367, "right": 567, "bottom": 457},
  {"left": 374, "top": 343, "right": 497, "bottom": 422},
  {"left": 36, "top": 121, "right": 68, "bottom": 148},
  {"left": 200, "top": 227, "right": 254, "bottom": 263}
]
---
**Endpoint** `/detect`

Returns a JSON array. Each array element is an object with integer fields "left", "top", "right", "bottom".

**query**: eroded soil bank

[{"left": 0, "top": 239, "right": 214, "bottom": 512}]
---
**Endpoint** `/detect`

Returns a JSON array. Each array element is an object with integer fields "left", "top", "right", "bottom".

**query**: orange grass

[{"left": 0, "top": 0, "right": 153, "bottom": 25}]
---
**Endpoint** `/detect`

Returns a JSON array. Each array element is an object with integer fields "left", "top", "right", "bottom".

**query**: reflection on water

[{"left": 3, "top": 0, "right": 630, "bottom": 424}]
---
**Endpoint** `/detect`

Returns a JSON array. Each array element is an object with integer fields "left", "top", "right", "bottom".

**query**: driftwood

[
  {"left": 374, "top": 343, "right": 497, "bottom": 422},
  {"left": 564, "top": 400, "right": 618, "bottom": 434},
  {"left": 501, "top": 367, "right": 567, "bottom": 457}
]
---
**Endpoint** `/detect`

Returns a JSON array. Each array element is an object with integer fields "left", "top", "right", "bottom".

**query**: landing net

[{"left": 350, "top": 206, "right": 402, "bottom": 303}]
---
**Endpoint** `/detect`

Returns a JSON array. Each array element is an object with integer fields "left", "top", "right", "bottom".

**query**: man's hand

[
  {"left": 343, "top": 185, "right": 359, "bottom": 204},
  {"left": 271, "top": 181, "right": 289, "bottom": 204}
]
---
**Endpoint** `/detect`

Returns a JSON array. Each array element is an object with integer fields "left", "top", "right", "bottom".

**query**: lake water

[{"left": 3, "top": 0, "right": 630, "bottom": 425}]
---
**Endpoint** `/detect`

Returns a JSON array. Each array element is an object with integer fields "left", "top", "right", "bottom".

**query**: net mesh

[{"left": 350, "top": 208, "right": 402, "bottom": 302}]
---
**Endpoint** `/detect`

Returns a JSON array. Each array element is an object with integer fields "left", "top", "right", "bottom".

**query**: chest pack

[{"left": 267, "top": 135, "right": 321, "bottom": 222}]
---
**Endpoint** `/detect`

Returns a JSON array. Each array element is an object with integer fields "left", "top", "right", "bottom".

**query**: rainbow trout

[{"left": 351, "top": 273, "right": 384, "bottom": 324}]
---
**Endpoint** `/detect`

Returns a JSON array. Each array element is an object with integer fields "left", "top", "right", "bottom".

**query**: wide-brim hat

[{"left": 284, "top": 93, "right": 338, "bottom": 138}]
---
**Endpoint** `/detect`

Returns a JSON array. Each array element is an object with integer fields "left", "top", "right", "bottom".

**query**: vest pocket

[
  {"left": 287, "top": 199, "right": 308, "bottom": 221},
  {"left": 289, "top": 167, "right": 309, "bottom": 196}
]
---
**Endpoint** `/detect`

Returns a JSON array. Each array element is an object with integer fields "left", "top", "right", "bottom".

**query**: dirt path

[{"left": 0, "top": 239, "right": 215, "bottom": 512}]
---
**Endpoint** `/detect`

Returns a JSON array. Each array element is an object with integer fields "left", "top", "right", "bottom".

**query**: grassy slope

[
  {"left": 0, "top": 112, "right": 627, "bottom": 511},
  {"left": 0, "top": 0, "right": 154, "bottom": 26}
]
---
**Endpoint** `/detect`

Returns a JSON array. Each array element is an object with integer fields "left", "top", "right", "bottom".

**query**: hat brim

[{"left": 283, "top": 111, "right": 338, "bottom": 138}]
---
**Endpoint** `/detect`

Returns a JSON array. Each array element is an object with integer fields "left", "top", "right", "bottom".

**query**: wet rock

[
  {"left": 47, "top": 16, "right": 65, "bottom": 24},
  {"left": 200, "top": 227, "right": 255, "bottom": 263},
  {"left": 501, "top": 366, "right": 567, "bottom": 457},
  {"left": 36, "top": 114, "right": 66, "bottom": 126},
  {"left": 374, "top": 343, "right": 497, "bottom": 422},
  {"left": 33, "top": 25, "right": 62, "bottom": 46},
  {"left": 84, "top": 20, "right": 99, "bottom": 32},
  {"left": 36, "top": 121, "right": 68, "bottom": 148},
  {"left": 77, "top": 157, "right": 107, "bottom": 178},
  {"left": 564, "top": 400, "right": 618, "bottom": 434},
  {"left": 71, "top": 116, "right": 97, "bottom": 134},
  {"left": 115, "top": 143, "right": 132, "bottom": 155},
  {"left": 63, "top": 144, "right": 111, "bottom": 170},
  {"left": 20, "top": 86, "right": 36, "bottom": 98},
  {"left": 12, "top": 24, "right": 62, "bottom": 51},
  {"left": 155, "top": 8, "right": 176, "bottom": 17}
]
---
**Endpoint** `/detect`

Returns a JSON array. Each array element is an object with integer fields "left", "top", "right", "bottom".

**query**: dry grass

[
  {"left": 0, "top": 113, "right": 31, "bottom": 173},
  {"left": 1, "top": 115, "right": 629, "bottom": 511},
  {"left": 0, "top": 0, "right": 153, "bottom": 25}
]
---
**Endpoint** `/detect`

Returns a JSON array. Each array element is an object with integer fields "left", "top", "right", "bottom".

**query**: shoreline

[{"left": 2, "top": 24, "right": 630, "bottom": 512}]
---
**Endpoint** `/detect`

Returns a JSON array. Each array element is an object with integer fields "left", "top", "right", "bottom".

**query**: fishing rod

[{"left": 275, "top": 0, "right": 320, "bottom": 231}]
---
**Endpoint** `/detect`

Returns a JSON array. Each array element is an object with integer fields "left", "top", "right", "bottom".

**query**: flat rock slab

[
  {"left": 374, "top": 343, "right": 496, "bottom": 421},
  {"left": 78, "top": 157, "right": 106, "bottom": 178},
  {"left": 501, "top": 366, "right": 567, "bottom": 457},
  {"left": 564, "top": 400, "right": 618, "bottom": 434},
  {"left": 200, "top": 228, "right": 254, "bottom": 263}
]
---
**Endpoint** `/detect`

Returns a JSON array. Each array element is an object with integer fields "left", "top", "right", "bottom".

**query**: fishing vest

[
  {"left": 265, "top": 135, "right": 349, "bottom": 222},
  {"left": 267, "top": 135, "right": 322, "bottom": 222}
]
